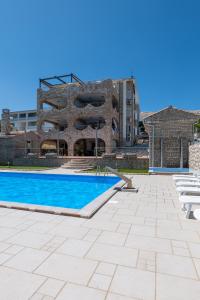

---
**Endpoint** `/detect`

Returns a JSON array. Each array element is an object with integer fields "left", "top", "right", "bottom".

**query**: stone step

[{"left": 61, "top": 159, "right": 94, "bottom": 170}]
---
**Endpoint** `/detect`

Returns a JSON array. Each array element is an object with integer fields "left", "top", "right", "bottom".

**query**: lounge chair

[
  {"left": 176, "top": 186, "right": 200, "bottom": 195},
  {"left": 179, "top": 195, "right": 200, "bottom": 218},
  {"left": 193, "top": 209, "right": 200, "bottom": 220},
  {"left": 174, "top": 177, "right": 200, "bottom": 183},
  {"left": 176, "top": 181, "right": 200, "bottom": 187}
]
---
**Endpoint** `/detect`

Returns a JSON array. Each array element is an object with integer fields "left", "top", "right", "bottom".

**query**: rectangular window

[
  {"left": 28, "top": 121, "right": 37, "bottom": 127},
  {"left": 19, "top": 113, "right": 26, "bottom": 119},
  {"left": 28, "top": 112, "right": 37, "bottom": 118}
]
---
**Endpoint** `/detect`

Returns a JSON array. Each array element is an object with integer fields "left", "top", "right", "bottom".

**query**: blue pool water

[
  {"left": 149, "top": 167, "right": 190, "bottom": 173},
  {"left": 0, "top": 172, "right": 120, "bottom": 209}
]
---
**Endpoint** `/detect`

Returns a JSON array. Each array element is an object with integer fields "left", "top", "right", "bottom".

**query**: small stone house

[{"left": 143, "top": 106, "right": 199, "bottom": 168}]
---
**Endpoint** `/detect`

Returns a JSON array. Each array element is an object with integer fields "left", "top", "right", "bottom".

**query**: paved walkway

[{"left": 0, "top": 175, "right": 200, "bottom": 299}]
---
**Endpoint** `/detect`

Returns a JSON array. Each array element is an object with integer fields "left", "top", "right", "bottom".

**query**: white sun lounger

[
  {"left": 193, "top": 209, "right": 200, "bottom": 220},
  {"left": 176, "top": 186, "right": 200, "bottom": 195},
  {"left": 179, "top": 195, "right": 200, "bottom": 218},
  {"left": 176, "top": 181, "right": 200, "bottom": 188},
  {"left": 176, "top": 181, "right": 200, "bottom": 187},
  {"left": 174, "top": 177, "right": 200, "bottom": 183}
]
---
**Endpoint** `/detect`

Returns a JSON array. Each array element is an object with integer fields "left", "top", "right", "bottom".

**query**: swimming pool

[{"left": 0, "top": 172, "right": 122, "bottom": 217}]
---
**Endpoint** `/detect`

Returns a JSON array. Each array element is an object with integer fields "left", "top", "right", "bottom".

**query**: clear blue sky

[{"left": 0, "top": 0, "right": 199, "bottom": 112}]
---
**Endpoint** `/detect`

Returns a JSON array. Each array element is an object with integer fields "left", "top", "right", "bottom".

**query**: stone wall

[
  {"left": 189, "top": 143, "right": 200, "bottom": 170},
  {"left": 144, "top": 107, "right": 200, "bottom": 168},
  {"left": 13, "top": 156, "right": 149, "bottom": 169}
]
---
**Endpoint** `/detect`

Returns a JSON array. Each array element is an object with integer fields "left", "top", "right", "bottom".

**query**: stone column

[{"left": 1, "top": 109, "right": 11, "bottom": 135}]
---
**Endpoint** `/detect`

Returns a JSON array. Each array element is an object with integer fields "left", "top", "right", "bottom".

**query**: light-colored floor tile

[
  {"left": 130, "top": 224, "right": 155, "bottom": 237},
  {"left": 112, "top": 214, "right": 144, "bottom": 225},
  {"left": 157, "top": 253, "right": 197, "bottom": 279},
  {"left": 110, "top": 266, "right": 155, "bottom": 300},
  {"left": 173, "top": 247, "right": 190, "bottom": 257},
  {"left": 0, "top": 242, "right": 10, "bottom": 252},
  {"left": 30, "top": 292, "right": 44, "bottom": 300},
  {"left": 50, "top": 224, "right": 89, "bottom": 239},
  {"left": 4, "top": 247, "right": 49, "bottom": 272},
  {"left": 35, "top": 253, "right": 97, "bottom": 285},
  {"left": 7, "top": 231, "right": 53, "bottom": 248},
  {"left": 89, "top": 273, "right": 111, "bottom": 290},
  {"left": 126, "top": 234, "right": 172, "bottom": 253},
  {"left": 86, "top": 243, "right": 138, "bottom": 267},
  {"left": 56, "top": 283, "right": 106, "bottom": 300},
  {"left": 38, "top": 278, "right": 65, "bottom": 297},
  {"left": 4, "top": 244, "right": 24, "bottom": 255},
  {"left": 96, "top": 231, "right": 127, "bottom": 246},
  {"left": 193, "top": 256, "right": 200, "bottom": 277},
  {"left": 0, "top": 227, "right": 19, "bottom": 242},
  {"left": 188, "top": 242, "right": 200, "bottom": 258},
  {"left": 83, "top": 220, "right": 119, "bottom": 231},
  {"left": 56, "top": 238, "right": 92, "bottom": 257},
  {"left": 96, "top": 262, "right": 116, "bottom": 276},
  {"left": 0, "top": 266, "right": 45, "bottom": 300},
  {"left": 0, "top": 253, "right": 12, "bottom": 264},
  {"left": 157, "top": 273, "right": 200, "bottom": 300},
  {"left": 106, "top": 293, "right": 139, "bottom": 300},
  {"left": 157, "top": 227, "right": 200, "bottom": 242}
]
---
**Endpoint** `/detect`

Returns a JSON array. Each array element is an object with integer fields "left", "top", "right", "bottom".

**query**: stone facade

[
  {"left": 189, "top": 143, "right": 200, "bottom": 170},
  {"left": 37, "top": 77, "right": 140, "bottom": 156},
  {"left": 144, "top": 106, "right": 199, "bottom": 168}
]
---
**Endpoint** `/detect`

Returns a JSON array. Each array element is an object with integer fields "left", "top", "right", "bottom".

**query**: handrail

[{"left": 105, "top": 166, "right": 133, "bottom": 189}]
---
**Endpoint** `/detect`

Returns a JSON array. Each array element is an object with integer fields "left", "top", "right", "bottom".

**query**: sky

[{"left": 0, "top": 0, "right": 199, "bottom": 112}]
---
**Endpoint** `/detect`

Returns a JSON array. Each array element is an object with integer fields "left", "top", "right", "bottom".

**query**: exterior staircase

[{"left": 61, "top": 158, "right": 94, "bottom": 170}]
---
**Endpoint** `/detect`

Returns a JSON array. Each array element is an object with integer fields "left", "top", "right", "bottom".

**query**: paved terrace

[{"left": 0, "top": 174, "right": 200, "bottom": 299}]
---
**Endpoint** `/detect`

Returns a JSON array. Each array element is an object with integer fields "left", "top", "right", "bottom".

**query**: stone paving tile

[
  {"left": 110, "top": 265, "right": 155, "bottom": 300},
  {"left": 30, "top": 293, "right": 44, "bottom": 300},
  {"left": 106, "top": 293, "right": 140, "bottom": 300},
  {"left": 157, "top": 273, "right": 200, "bottom": 300},
  {"left": 4, "top": 247, "right": 50, "bottom": 272},
  {"left": 130, "top": 224, "right": 156, "bottom": 237},
  {"left": 0, "top": 266, "right": 45, "bottom": 300},
  {"left": 157, "top": 227, "right": 200, "bottom": 242},
  {"left": 188, "top": 242, "right": 200, "bottom": 258},
  {"left": 4, "top": 244, "right": 24, "bottom": 255},
  {"left": 83, "top": 219, "right": 119, "bottom": 231},
  {"left": 35, "top": 253, "right": 97, "bottom": 285},
  {"left": 7, "top": 231, "right": 53, "bottom": 249},
  {"left": 86, "top": 243, "right": 138, "bottom": 267},
  {"left": 0, "top": 253, "right": 12, "bottom": 264},
  {"left": 173, "top": 246, "right": 190, "bottom": 257},
  {"left": 126, "top": 234, "right": 172, "bottom": 253},
  {"left": 0, "top": 242, "right": 10, "bottom": 252},
  {"left": 95, "top": 262, "right": 116, "bottom": 276},
  {"left": 0, "top": 227, "right": 19, "bottom": 242},
  {"left": 112, "top": 214, "right": 145, "bottom": 225},
  {"left": 89, "top": 273, "right": 112, "bottom": 290},
  {"left": 157, "top": 253, "right": 197, "bottom": 279},
  {"left": 96, "top": 231, "right": 127, "bottom": 246},
  {"left": 56, "top": 238, "right": 92, "bottom": 257},
  {"left": 50, "top": 223, "right": 89, "bottom": 239},
  {"left": 137, "top": 250, "right": 156, "bottom": 272},
  {"left": 56, "top": 283, "right": 106, "bottom": 300},
  {"left": 116, "top": 223, "right": 131, "bottom": 234},
  {"left": 38, "top": 278, "right": 65, "bottom": 298}
]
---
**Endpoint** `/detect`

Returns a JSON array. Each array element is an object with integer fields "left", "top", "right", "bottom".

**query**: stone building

[
  {"left": 1, "top": 109, "right": 37, "bottom": 133},
  {"left": 36, "top": 74, "right": 140, "bottom": 156},
  {"left": 143, "top": 106, "right": 199, "bottom": 168}
]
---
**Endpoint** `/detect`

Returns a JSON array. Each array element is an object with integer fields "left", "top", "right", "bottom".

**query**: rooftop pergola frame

[{"left": 39, "top": 73, "right": 85, "bottom": 89}]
